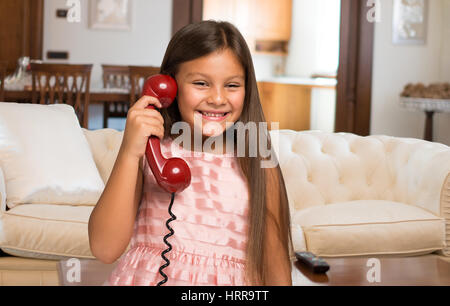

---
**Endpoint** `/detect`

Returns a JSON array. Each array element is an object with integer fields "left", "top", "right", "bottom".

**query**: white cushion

[
  {"left": 293, "top": 201, "right": 446, "bottom": 257},
  {"left": 82, "top": 128, "right": 123, "bottom": 184},
  {"left": 0, "top": 204, "right": 94, "bottom": 259},
  {"left": 0, "top": 103, "right": 105, "bottom": 208},
  {"left": 0, "top": 167, "right": 6, "bottom": 213}
]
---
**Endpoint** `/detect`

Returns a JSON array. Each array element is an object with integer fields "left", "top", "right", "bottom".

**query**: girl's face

[{"left": 175, "top": 48, "right": 245, "bottom": 138}]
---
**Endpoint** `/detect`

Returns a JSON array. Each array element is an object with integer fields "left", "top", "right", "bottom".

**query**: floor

[
  {"left": 437, "top": 253, "right": 450, "bottom": 263},
  {"left": 0, "top": 252, "right": 448, "bottom": 286}
]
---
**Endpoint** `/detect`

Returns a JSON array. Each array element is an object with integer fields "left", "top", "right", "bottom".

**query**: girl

[{"left": 88, "top": 20, "right": 293, "bottom": 286}]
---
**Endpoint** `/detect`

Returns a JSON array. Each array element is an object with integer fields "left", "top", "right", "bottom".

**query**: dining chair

[
  {"left": 30, "top": 63, "right": 93, "bottom": 129},
  {"left": 0, "top": 61, "right": 7, "bottom": 101},
  {"left": 101, "top": 64, "right": 130, "bottom": 128},
  {"left": 128, "top": 66, "right": 161, "bottom": 107}
]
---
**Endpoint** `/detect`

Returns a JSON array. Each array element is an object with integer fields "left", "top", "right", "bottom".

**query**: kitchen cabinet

[
  {"left": 257, "top": 82, "right": 311, "bottom": 131},
  {"left": 203, "top": 0, "right": 292, "bottom": 53},
  {"left": 252, "top": 0, "right": 292, "bottom": 41},
  {"left": 257, "top": 79, "right": 337, "bottom": 131}
]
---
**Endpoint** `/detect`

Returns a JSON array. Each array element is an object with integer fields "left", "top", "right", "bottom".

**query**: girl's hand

[{"left": 120, "top": 96, "right": 165, "bottom": 161}]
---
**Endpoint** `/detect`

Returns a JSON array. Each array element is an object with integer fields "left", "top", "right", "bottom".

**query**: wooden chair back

[
  {"left": 102, "top": 64, "right": 130, "bottom": 89},
  {"left": 101, "top": 64, "right": 130, "bottom": 128},
  {"left": 128, "top": 66, "right": 160, "bottom": 106},
  {"left": 0, "top": 61, "right": 7, "bottom": 101},
  {"left": 30, "top": 63, "right": 93, "bottom": 128}
]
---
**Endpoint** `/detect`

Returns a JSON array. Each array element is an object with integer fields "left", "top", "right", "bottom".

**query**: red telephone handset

[{"left": 142, "top": 74, "right": 191, "bottom": 194}]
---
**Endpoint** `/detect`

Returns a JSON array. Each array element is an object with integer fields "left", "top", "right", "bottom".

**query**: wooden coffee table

[
  {"left": 291, "top": 255, "right": 450, "bottom": 286},
  {"left": 58, "top": 255, "right": 450, "bottom": 286},
  {"left": 58, "top": 258, "right": 118, "bottom": 286}
]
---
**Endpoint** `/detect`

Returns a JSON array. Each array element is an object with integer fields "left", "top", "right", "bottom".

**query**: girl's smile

[
  {"left": 196, "top": 110, "right": 230, "bottom": 121},
  {"left": 175, "top": 48, "right": 246, "bottom": 137}
]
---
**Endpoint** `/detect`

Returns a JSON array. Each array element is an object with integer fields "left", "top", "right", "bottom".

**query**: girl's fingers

[
  {"left": 132, "top": 109, "right": 164, "bottom": 125},
  {"left": 142, "top": 123, "right": 164, "bottom": 139},
  {"left": 132, "top": 95, "right": 162, "bottom": 110}
]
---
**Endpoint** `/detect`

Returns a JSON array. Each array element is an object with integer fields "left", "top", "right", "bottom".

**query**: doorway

[{"left": 172, "top": 0, "right": 374, "bottom": 136}]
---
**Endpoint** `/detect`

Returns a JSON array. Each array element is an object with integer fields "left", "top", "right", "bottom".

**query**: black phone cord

[{"left": 156, "top": 192, "right": 176, "bottom": 286}]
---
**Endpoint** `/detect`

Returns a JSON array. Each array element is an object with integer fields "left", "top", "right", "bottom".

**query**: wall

[
  {"left": 442, "top": 0, "right": 450, "bottom": 81},
  {"left": 43, "top": 0, "right": 173, "bottom": 129},
  {"left": 371, "top": 0, "right": 449, "bottom": 145},
  {"left": 438, "top": 0, "right": 450, "bottom": 145},
  {"left": 43, "top": 0, "right": 172, "bottom": 86},
  {"left": 285, "top": 0, "right": 340, "bottom": 78}
]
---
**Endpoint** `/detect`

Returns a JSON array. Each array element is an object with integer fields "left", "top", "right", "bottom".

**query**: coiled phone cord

[{"left": 156, "top": 192, "right": 176, "bottom": 286}]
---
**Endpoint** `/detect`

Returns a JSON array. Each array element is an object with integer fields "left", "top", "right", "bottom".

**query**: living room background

[{"left": 40, "top": 0, "right": 450, "bottom": 144}]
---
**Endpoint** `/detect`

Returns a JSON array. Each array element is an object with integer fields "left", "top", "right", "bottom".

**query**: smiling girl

[{"left": 88, "top": 20, "right": 293, "bottom": 286}]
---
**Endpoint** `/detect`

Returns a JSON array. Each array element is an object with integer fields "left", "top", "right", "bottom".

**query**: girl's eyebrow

[{"left": 186, "top": 72, "right": 245, "bottom": 81}]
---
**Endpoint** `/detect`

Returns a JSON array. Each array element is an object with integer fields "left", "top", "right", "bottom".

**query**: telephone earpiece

[{"left": 142, "top": 74, "right": 191, "bottom": 194}]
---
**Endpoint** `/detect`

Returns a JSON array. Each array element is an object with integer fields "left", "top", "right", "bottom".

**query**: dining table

[
  {"left": 2, "top": 76, "right": 131, "bottom": 128},
  {"left": 2, "top": 81, "right": 132, "bottom": 129},
  {"left": 3, "top": 84, "right": 130, "bottom": 104}
]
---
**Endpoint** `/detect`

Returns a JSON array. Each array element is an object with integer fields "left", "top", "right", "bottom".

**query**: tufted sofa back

[
  {"left": 83, "top": 129, "right": 450, "bottom": 218},
  {"left": 83, "top": 128, "right": 124, "bottom": 185},
  {"left": 271, "top": 130, "right": 450, "bottom": 216}
]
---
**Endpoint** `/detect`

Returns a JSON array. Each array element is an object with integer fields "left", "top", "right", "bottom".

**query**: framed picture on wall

[
  {"left": 89, "top": 0, "right": 132, "bottom": 31},
  {"left": 392, "top": 0, "right": 428, "bottom": 45}
]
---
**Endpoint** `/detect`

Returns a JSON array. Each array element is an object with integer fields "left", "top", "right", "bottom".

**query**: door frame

[
  {"left": 335, "top": 0, "right": 375, "bottom": 136},
  {"left": 29, "top": 0, "right": 44, "bottom": 60},
  {"left": 172, "top": 0, "right": 375, "bottom": 136},
  {"left": 172, "top": 0, "right": 203, "bottom": 35},
  {"left": 0, "top": 0, "right": 44, "bottom": 72}
]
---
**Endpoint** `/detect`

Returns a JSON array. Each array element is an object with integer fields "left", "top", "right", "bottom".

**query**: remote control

[{"left": 295, "top": 251, "right": 330, "bottom": 274}]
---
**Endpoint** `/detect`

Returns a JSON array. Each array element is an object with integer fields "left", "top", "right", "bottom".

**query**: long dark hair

[{"left": 159, "top": 20, "right": 293, "bottom": 285}]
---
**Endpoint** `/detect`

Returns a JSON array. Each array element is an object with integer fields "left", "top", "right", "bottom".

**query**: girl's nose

[{"left": 208, "top": 86, "right": 226, "bottom": 105}]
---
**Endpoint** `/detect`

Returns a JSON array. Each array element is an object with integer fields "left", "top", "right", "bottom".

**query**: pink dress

[{"left": 107, "top": 139, "right": 250, "bottom": 286}]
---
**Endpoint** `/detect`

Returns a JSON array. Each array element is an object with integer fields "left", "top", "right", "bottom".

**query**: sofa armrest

[
  {"left": 378, "top": 135, "right": 450, "bottom": 215},
  {"left": 440, "top": 173, "right": 450, "bottom": 256},
  {"left": 378, "top": 135, "right": 450, "bottom": 255},
  {"left": 0, "top": 167, "right": 6, "bottom": 213}
]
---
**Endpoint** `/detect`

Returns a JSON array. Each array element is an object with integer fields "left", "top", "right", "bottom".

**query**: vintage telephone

[{"left": 141, "top": 74, "right": 191, "bottom": 286}]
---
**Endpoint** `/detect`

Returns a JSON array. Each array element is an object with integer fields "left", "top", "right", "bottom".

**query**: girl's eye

[
  {"left": 227, "top": 84, "right": 241, "bottom": 88},
  {"left": 193, "top": 81, "right": 208, "bottom": 87}
]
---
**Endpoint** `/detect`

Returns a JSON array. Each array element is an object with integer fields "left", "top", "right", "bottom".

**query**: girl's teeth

[{"left": 202, "top": 112, "right": 226, "bottom": 117}]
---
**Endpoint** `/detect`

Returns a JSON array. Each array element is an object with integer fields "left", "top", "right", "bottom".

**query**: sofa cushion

[
  {"left": 293, "top": 200, "right": 446, "bottom": 257},
  {"left": 82, "top": 128, "right": 123, "bottom": 184},
  {"left": 0, "top": 204, "right": 94, "bottom": 259},
  {"left": 0, "top": 167, "right": 6, "bottom": 213},
  {"left": 0, "top": 103, "right": 105, "bottom": 208}
]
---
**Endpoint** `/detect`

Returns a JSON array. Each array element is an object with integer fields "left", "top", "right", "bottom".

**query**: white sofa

[
  {"left": 271, "top": 130, "right": 449, "bottom": 258},
  {"left": 0, "top": 105, "right": 449, "bottom": 286}
]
